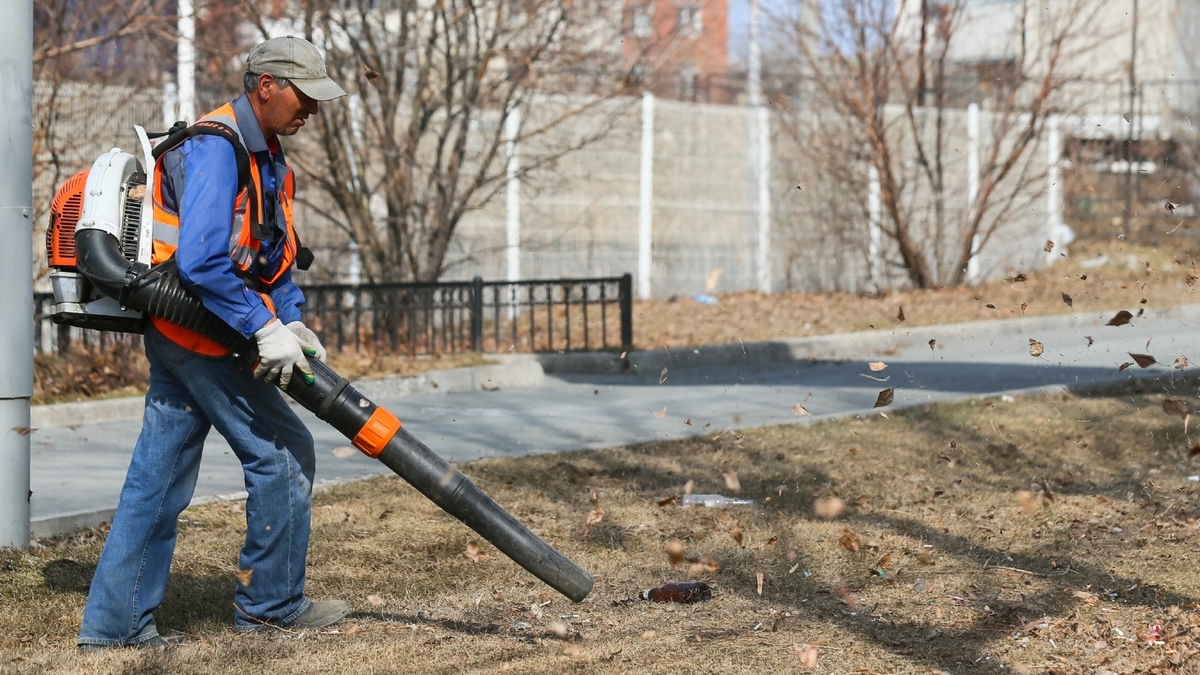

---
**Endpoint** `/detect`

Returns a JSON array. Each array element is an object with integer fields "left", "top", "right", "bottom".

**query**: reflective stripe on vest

[{"left": 149, "top": 102, "right": 299, "bottom": 356}]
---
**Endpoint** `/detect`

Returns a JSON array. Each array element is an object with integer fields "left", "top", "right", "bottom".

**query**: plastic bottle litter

[
  {"left": 681, "top": 493, "right": 755, "bottom": 508},
  {"left": 691, "top": 294, "right": 719, "bottom": 306},
  {"left": 639, "top": 581, "right": 713, "bottom": 604}
]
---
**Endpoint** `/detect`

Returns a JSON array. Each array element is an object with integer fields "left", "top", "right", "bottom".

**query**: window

[
  {"left": 632, "top": 5, "right": 654, "bottom": 38},
  {"left": 678, "top": 63, "right": 699, "bottom": 100},
  {"left": 677, "top": 5, "right": 702, "bottom": 38}
]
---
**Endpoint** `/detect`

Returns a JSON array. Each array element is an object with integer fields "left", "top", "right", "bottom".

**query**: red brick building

[{"left": 623, "top": 0, "right": 730, "bottom": 103}]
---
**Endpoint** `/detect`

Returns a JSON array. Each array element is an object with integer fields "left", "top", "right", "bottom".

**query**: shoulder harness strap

[{"left": 150, "top": 120, "right": 312, "bottom": 271}]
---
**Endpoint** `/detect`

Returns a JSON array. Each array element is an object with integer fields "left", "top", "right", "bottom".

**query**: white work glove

[
  {"left": 286, "top": 321, "right": 327, "bottom": 362},
  {"left": 253, "top": 318, "right": 314, "bottom": 389}
]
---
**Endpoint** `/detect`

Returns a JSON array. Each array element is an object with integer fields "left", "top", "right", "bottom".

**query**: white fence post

[
  {"left": 1046, "top": 115, "right": 1063, "bottom": 263},
  {"left": 966, "top": 103, "right": 982, "bottom": 282},
  {"left": 177, "top": 0, "right": 196, "bottom": 123},
  {"left": 505, "top": 107, "right": 521, "bottom": 317},
  {"left": 162, "top": 81, "right": 178, "bottom": 128},
  {"left": 868, "top": 164, "right": 883, "bottom": 291},
  {"left": 755, "top": 106, "right": 772, "bottom": 293},
  {"left": 637, "top": 93, "right": 655, "bottom": 300}
]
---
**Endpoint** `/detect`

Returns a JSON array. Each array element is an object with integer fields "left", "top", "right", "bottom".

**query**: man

[{"left": 78, "top": 36, "right": 349, "bottom": 650}]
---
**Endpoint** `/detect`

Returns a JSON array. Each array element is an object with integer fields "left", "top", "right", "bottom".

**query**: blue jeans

[{"left": 78, "top": 325, "right": 316, "bottom": 647}]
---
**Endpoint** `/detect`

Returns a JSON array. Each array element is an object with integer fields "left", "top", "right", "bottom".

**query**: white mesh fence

[{"left": 33, "top": 83, "right": 1060, "bottom": 296}]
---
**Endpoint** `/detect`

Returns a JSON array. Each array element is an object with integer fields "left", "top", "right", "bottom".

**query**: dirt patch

[{"left": 6, "top": 373, "right": 1200, "bottom": 673}]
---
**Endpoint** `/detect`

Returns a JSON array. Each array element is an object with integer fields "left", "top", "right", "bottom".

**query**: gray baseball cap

[{"left": 246, "top": 36, "right": 347, "bottom": 101}]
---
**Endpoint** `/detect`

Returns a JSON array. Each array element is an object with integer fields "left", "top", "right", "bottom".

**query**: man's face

[{"left": 262, "top": 75, "right": 319, "bottom": 137}]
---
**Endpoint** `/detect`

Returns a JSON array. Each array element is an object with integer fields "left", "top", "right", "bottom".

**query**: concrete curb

[{"left": 528, "top": 303, "right": 1200, "bottom": 376}]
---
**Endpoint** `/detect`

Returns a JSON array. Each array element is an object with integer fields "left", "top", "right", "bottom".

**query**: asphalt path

[{"left": 29, "top": 306, "right": 1200, "bottom": 534}]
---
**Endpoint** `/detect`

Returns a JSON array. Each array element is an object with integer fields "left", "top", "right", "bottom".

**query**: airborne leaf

[
  {"left": 1163, "top": 399, "right": 1191, "bottom": 418},
  {"left": 873, "top": 388, "right": 894, "bottom": 408},
  {"left": 652, "top": 407, "right": 667, "bottom": 418},
  {"left": 463, "top": 541, "right": 482, "bottom": 561},
  {"left": 868, "top": 361, "right": 888, "bottom": 372},
  {"left": 1029, "top": 339, "right": 1044, "bottom": 358},
  {"left": 723, "top": 469, "right": 741, "bottom": 492},
  {"left": 756, "top": 571, "right": 764, "bottom": 595},
  {"left": 896, "top": 306, "right": 906, "bottom": 322},
  {"left": 813, "top": 496, "right": 846, "bottom": 519},
  {"left": 665, "top": 539, "right": 686, "bottom": 566},
  {"left": 1118, "top": 362, "right": 1132, "bottom": 372},
  {"left": 659, "top": 367, "right": 668, "bottom": 384},
  {"left": 235, "top": 568, "right": 253, "bottom": 587},
  {"left": 1061, "top": 292, "right": 1072, "bottom": 308},
  {"left": 1107, "top": 310, "right": 1134, "bottom": 326},
  {"left": 1129, "top": 353, "right": 1157, "bottom": 368},
  {"left": 792, "top": 403, "right": 810, "bottom": 416}
]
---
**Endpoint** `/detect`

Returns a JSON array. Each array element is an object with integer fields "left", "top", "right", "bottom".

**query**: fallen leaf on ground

[
  {"left": 836, "top": 586, "right": 857, "bottom": 606},
  {"left": 547, "top": 620, "right": 568, "bottom": 638},
  {"left": 840, "top": 528, "right": 862, "bottom": 554},
  {"left": 756, "top": 571, "right": 764, "bottom": 595},
  {"left": 916, "top": 552, "right": 936, "bottom": 565},
  {"left": 367, "top": 594, "right": 384, "bottom": 607},
  {"left": 730, "top": 525, "right": 744, "bottom": 547}
]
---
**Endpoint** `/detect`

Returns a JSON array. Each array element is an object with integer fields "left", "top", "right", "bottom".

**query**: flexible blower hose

[{"left": 74, "top": 228, "right": 595, "bottom": 603}]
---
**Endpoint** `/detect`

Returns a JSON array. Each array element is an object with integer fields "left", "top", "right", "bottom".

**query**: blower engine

[
  {"left": 47, "top": 127, "right": 157, "bottom": 333},
  {"left": 45, "top": 126, "right": 595, "bottom": 603}
]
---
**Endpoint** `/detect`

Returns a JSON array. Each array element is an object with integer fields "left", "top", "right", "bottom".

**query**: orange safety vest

[{"left": 149, "top": 103, "right": 299, "bottom": 356}]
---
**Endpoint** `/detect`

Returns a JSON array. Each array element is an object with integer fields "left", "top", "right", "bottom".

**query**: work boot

[
  {"left": 234, "top": 598, "right": 350, "bottom": 633},
  {"left": 78, "top": 633, "right": 186, "bottom": 653},
  {"left": 287, "top": 599, "right": 349, "bottom": 630}
]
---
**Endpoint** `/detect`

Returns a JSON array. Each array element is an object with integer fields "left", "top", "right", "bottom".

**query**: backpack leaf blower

[{"left": 46, "top": 126, "right": 594, "bottom": 603}]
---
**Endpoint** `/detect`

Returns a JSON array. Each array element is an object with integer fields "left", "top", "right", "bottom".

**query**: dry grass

[
  {"left": 6, "top": 373, "right": 1200, "bottom": 673},
  {"left": 11, "top": 237, "right": 1200, "bottom": 672},
  {"left": 631, "top": 239, "right": 1200, "bottom": 350}
]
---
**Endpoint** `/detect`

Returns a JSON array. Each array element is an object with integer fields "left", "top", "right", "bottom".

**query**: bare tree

[
  {"left": 238, "top": 1, "right": 630, "bottom": 283},
  {"left": 775, "top": 0, "right": 1111, "bottom": 289},
  {"left": 33, "top": 0, "right": 174, "bottom": 281}
]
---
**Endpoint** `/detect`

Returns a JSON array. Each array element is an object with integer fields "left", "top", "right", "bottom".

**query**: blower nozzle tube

[{"left": 74, "top": 228, "right": 595, "bottom": 602}]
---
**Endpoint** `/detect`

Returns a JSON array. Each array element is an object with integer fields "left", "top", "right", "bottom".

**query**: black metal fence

[{"left": 34, "top": 274, "right": 633, "bottom": 356}]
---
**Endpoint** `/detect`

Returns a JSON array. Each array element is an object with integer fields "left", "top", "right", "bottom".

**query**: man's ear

[{"left": 255, "top": 73, "right": 274, "bottom": 101}]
